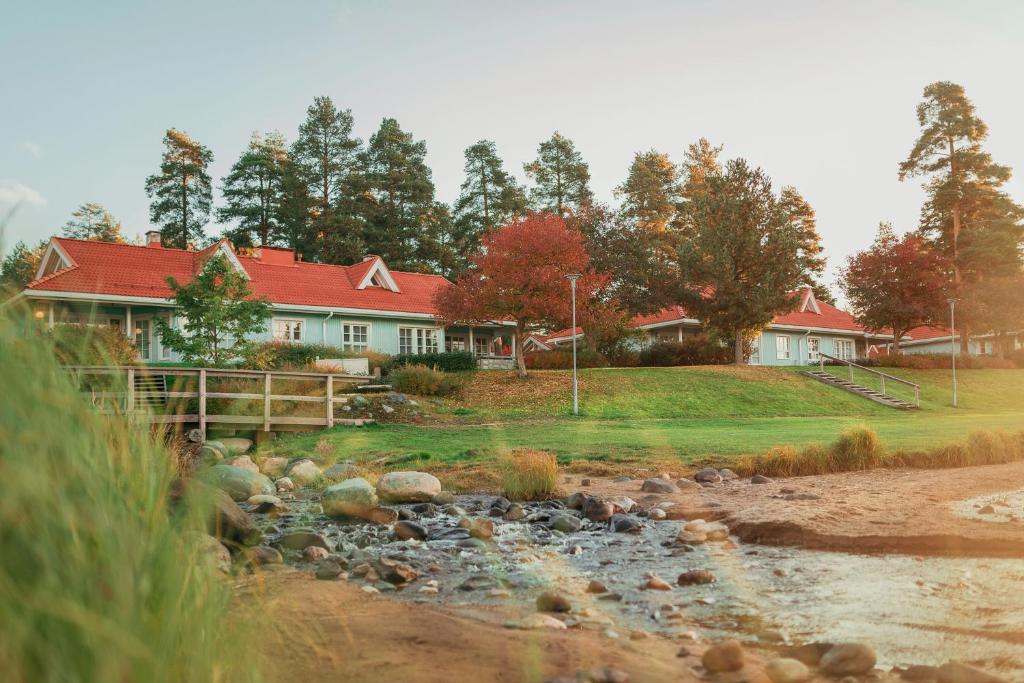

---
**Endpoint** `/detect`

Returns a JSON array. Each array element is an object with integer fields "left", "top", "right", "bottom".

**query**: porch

[{"left": 443, "top": 325, "right": 517, "bottom": 369}]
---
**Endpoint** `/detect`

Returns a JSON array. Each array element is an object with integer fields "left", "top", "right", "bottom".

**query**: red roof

[
  {"left": 905, "top": 325, "right": 955, "bottom": 342},
  {"left": 25, "top": 238, "right": 450, "bottom": 315},
  {"left": 632, "top": 305, "right": 693, "bottom": 327}
]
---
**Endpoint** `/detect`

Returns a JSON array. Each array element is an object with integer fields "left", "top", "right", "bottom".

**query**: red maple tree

[{"left": 435, "top": 212, "right": 607, "bottom": 376}]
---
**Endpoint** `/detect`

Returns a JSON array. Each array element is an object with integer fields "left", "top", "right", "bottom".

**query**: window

[
  {"left": 474, "top": 335, "right": 492, "bottom": 356},
  {"left": 446, "top": 335, "right": 466, "bottom": 352},
  {"left": 273, "top": 318, "right": 303, "bottom": 343},
  {"left": 807, "top": 337, "right": 821, "bottom": 362},
  {"left": 835, "top": 339, "right": 854, "bottom": 360},
  {"left": 135, "top": 319, "right": 151, "bottom": 361},
  {"left": 776, "top": 334, "right": 791, "bottom": 360},
  {"left": 399, "top": 327, "right": 438, "bottom": 355},
  {"left": 343, "top": 323, "right": 370, "bottom": 351},
  {"left": 749, "top": 334, "right": 761, "bottom": 365}
]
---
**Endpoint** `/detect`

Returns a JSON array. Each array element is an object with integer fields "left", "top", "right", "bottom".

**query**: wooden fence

[{"left": 66, "top": 365, "right": 379, "bottom": 436}]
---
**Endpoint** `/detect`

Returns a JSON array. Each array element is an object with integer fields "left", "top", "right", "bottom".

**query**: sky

[{"left": 2, "top": 0, "right": 1023, "bottom": 297}]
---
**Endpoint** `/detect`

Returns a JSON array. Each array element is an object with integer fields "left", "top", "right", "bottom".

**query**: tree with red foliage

[
  {"left": 434, "top": 212, "right": 607, "bottom": 377},
  {"left": 840, "top": 223, "right": 949, "bottom": 353}
]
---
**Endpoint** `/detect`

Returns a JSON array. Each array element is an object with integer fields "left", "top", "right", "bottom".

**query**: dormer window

[
  {"left": 355, "top": 256, "right": 400, "bottom": 293},
  {"left": 34, "top": 240, "right": 75, "bottom": 280}
]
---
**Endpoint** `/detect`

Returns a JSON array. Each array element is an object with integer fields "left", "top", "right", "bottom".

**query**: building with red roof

[{"left": 15, "top": 233, "right": 515, "bottom": 363}]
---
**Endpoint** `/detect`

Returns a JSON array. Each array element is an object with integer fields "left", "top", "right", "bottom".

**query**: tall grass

[
  {"left": 0, "top": 302, "right": 260, "bottom": 681},
  {"left": 498, "top": 449, "right": 558, "bottom": 500}
]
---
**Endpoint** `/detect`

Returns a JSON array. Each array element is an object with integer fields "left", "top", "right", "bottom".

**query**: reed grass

[{"left": 498, "top": 449, "right": 559, "bottom": 500}]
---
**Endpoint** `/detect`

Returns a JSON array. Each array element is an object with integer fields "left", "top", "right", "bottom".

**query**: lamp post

[
  {"left": 566, "top": 273, "right": 581, "bottom": 416},
  {"left": 948, "top": 297, "right": 959, "bottom": 408}
]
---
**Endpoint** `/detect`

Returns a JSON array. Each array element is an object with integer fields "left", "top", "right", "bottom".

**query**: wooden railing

[
  {"left": 65, "top": 365, "right": 377, "bottom": 435},
  {"left": 818, "top": 353, "right": 921, "bottom": 407}
]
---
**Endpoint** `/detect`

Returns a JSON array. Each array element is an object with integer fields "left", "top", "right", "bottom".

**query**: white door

[
  {"left": 808, "top": 337, "right": 821, "bottom": 362},
  {"left": 134, "top": 318, "right": 152, "bottom": 361}
]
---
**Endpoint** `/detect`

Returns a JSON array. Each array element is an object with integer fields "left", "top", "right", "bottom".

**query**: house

[
  {"left": 14, "top": 233, "right": 516, "bottom": 366},
  {"left": 899, "top": 325, "right": 1023, "bottom": 356},
  {"left": 532, "top": 287, "right": 897, "bottom": 365}
]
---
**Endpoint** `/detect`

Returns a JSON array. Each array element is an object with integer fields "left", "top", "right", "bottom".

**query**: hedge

[{"left": 391, "top": 351, "right": 476, "bottom": 373}]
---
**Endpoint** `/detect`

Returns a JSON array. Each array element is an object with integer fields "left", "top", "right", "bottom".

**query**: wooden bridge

[{"left": 66, "top": 365, "right": 384, "bottom": 439}]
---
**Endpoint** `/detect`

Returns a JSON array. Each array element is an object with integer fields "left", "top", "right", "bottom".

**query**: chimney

[{"left": 145, "top": 230, "right": 162, "bottom": 248}]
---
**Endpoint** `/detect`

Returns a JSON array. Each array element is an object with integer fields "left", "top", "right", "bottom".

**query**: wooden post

[
  {"left": 880, "top": 374, "right": 886, "bottom": 396},
  {"left": 198, "top": 369, "right": 207, "bottom": 438},
  {"left": 47, "top": 302, "right": 55, "bottom": 329},
  {"left": 126, "top": 367, "right": 136, "bottom": 413},
  {"left": 325, "top": 375, "right": 334, "bottom": 428},
  {"left": 263, "top": 373, "right": 272, "bottom": 433}
]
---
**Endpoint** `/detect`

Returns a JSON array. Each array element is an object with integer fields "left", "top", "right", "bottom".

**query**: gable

[
  {"left": 355, "top": 257, "right": 400, "bottom": 293},
  {"left": 33, "top": 239, "right": 75, "bottom": 280}
]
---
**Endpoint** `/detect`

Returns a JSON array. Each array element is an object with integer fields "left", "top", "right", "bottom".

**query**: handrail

[
  {"left": 63, "top": 365, "right": 373, "bottom": 380},
  {"left": 818, "top": 353, "right": 920, "bottom": 407}
]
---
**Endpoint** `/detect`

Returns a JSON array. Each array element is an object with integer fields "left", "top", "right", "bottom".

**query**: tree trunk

[
  {"left": 515, "top": 325, "right": 527, "bottom": 378},
  {"left": 734, "top": 332, "right": 744, "bottom": 365}
]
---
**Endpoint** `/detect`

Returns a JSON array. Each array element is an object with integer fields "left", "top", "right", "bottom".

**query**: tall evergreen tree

[
  {"left": 359, "top": 118, "right": 441, "bottom": 271},
  {"left": 0, "top": 240, "right": 47, "bottom": 291},
  {"left": 678, "top": 138, "right": 724, "bottom": 202},
  {"left": 144, "top": 129, "right": 213, "bottom": 249},
  {"left": 276, "top": 161, "right": 314, "bottom": 256},
  {"left": 62, "top": 203, "right": 124, "bottom": 243},
  {"left": 899, "top": 81, "right": 1024, "bottom": 350},
  {"left": 451, "top": 140, "right": 526, "bottom": 269},
  {"left": 524, "top": 132, "right": 592, "bottom": 215},
  {"left": 216, "top": 132, "right": 289, "bottom": 247},
  {"left": 779, "top": 186, "right": 830, "bottom": 301},
  {"left": 616, "top": 150, "right": 679, "bottom": 233}
]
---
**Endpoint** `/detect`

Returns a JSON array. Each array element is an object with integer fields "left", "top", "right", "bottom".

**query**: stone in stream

[
  {"left": 765, "top": 658, "right": 810, "bottom": 683},
  {"left": 751, "top": 474, "right": 774, "bottom": 484},
  {"left": 610, "top": 514, "right": 642, "bottom": 533},
  {"left": 205, "top": 486, "right": 261, "bottom": 546},
  {"left": 428, "top": 527, "right": 472, "bottom": 542},
  {"left": 365, "top": 506, "right": 399, "bottom": 525},
  {"left": 376, "top": 471, "right": 442, "bottom": 503},
  {"left": 641, "top": 478, "right": 679, "bottom": 494},
  {"left": 536, "top": 591, "right": 572, "bottom": 613},
  {"left": 315, "top": 560, "right": 346, "bottom": 580},
  {"left": 694, "top": 468, "right": 722, "bottom": 484},
  {"left": 259, "top": 456, "right": 288, "bottom": 478},
  {"left": 936, "top": 662, "right": 1009, "bottom": 683},
  {"left": 411, "top": 502, "right": 440, "bottom": 517},
  {"left": 458, "top": 517, "right": 494, "bottom": 540},
  {"left": 489, "top": 496, "right": 512, "bottom": 513},
  {"left": 279, "top": 530, "right": 331, "bottom": 551},
  {"left": 702, "top": 639, "right": 745, "bottom": 672},
  {"left": 584, "top": 498, "right": 615, "bottom": 523},
  {"left": 607, "top": 496, "right": 637, "bottom": 513},
  {"left": 432, "top": 491, "right": 456, "bottom": 505},
  {"left": 648, "top": 508, "right": 666, "bottom": 520},
  {"left": 371, "top": 558, "right": 417, "bottom": 585},
  {"left": 787, "top": 642, "right": 833, "bottom": 666},
  {"left": 202, "top": 464, "right": 275, "bottom": 502},
  {"left": 323, "top": 462, "right": 358, "bottom": 482},
  {"left": 393, "top": 520, "right": 428, "bottom": 541},
  {"left": 586, "top": 580, "right": 608, "bottom": 594},
  {"left": 550, "top": 513, "right": 582, "bottom": 533},
  {"left": 303, "top": 546, "right": 329, "bottom": 561},
  {"left": 275, "top": 477, "right": 294, "bottom": 493},
  {"left": 503, "top": 503, "right": 526, "bottom": 521},
  {"left": 518, "top": 613, "right": 567, "bottom": 630},
  {"left": 321, "top": 477, "right": 378, "bottom": 519},
  {"left": 242, "top": 545, "right": 283, "bottom": 567},
  {"left": 195, "top": 534, "right": 231, "bottom": 574},
  {"left": 677, "top": 569, "right": 716, "bottom": 586},
  {"left": 819, "top": 643, "right": 877, "bottom": 676},
  {"left": 644, "top": 575, "right": 672, "bottom": 591},
  {"left": 564, "top": 492, "right": 588, "bottom": 510},
  {"left": 458, "top": 574, "right": 501, "bottom": 591},
  {"left": 285, "top": 458, "right": 323, "bottom": 487}
]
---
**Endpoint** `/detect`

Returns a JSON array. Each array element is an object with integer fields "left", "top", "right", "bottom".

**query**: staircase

[
  {"left": 132, "top": 372, "right": 168, "bottom": 410},
  {"left": 804, "top": 369, "right": 917, "bottom": 410}
]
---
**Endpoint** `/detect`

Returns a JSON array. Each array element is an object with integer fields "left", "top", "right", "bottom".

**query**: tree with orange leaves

[{"left": 434, "top": 212, "right": 607, "bottom": 377}]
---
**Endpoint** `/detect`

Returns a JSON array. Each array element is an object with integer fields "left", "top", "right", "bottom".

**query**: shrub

[
  {"left": 389, "top": 364, "right": 461, "bottom": 396},
  {"left": 249, "top": 341, "right": 390, "bottom": 373},
  {"left": 637, "top": 336, "right": 732, "bottom": 367},
  {"left": 49, "top": 324, "right": 138, "bottom": 366},
  {"left": 829, "top": 425, "right": 883, "bottom": 470},
  {"left": 391, "top": 351, "right": 476, "bottom": 373},
  {"left": 524, "top": 349, "right": 609, "bottom": 370},
  {"left": 868, "top": 353, "right": 1018, "bottom": 370},
  {"left": 498, "top": 449, "right": 558, "bottom": 500}
]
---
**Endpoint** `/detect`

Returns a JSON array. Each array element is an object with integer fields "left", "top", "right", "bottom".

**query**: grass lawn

[{"left": 270, "top": 366, "right": 1024, "bottom": 470}]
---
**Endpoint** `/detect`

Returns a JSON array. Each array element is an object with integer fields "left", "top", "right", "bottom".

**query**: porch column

[
  {"left": 47, "top": 302, "right": 54, "bottom": 329},
  {"left": 469, "top": 327, "right": 475, "bottom": 355},
  {"left": 125, "top": 305, "right": 133, "bottom": 340},
  {"left": 510, "top": 329, "right": 516, "bottom": 358},
  {"left": 677, "top": 325, "right": 682, "bottom": 342}
]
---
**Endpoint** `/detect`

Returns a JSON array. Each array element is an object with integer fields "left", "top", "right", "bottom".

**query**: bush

[
  {"left": 864, "top": 353, "right": 1018, "bottom": 370},
  {"left": 637, "top": 335, "right": 733, "bottom": 367},
  {"left": 389, "top": 364, "right": 461, "bottom": 396},
  {"left": 524, "top": 349, "right": 609, "bottom": 370},
  {"left": 49, "top": 324, "right": 138, "bottom": 366},
  {"left": 249, "top": 341, "right": 389, "bottom": 373},
  {"left": 498, "top": 449, "right": 558, "bottom": 500},
  {"left": 830, "top": 425, "right": 883, "bottom": 470},
  {"left": 391, "top": 351, "right": 476, "bottom": 373}
]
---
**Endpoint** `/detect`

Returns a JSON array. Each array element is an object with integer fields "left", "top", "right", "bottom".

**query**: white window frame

[
  {"left": 272, "top": 318, "right": 304, "bottom": 343},
  {"left": 749, "top": 333, "right": 761, "bottom": 365},
  {"left": 776, "top": 334, "right": 791, "bottom": 360},
  {"left": 134, "top": 317, "right": 152, "bottom": 361},
  {"left": 342, "top": 321, "right": 371, "bottom": 352},
  {"left": 807, "top": 336, "right": 821, "bottom": 363},
  {"left": 398, "top": 326, "right": 439, "bottom": 355},
  {"left": 834, "top": 339, "right": 854, "bottom": 360},
  {"left": 445, "top": 334, "right": 467, "bottom": 352}
]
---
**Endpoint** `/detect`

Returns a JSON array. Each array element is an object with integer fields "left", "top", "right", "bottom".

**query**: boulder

[
  {"left": 820, "top": 643, "right": 876, "bottom": 677},
  {"left": 607, "top": 496, "right": 637, "bottom": 513},
  {"left": 674, "top": 479, "right": 702, "bottom": 491},
  {"left": 322, "top": 478, "right": 379, "bottom": 519},
  {"left": 197, "top": 445, "right": 224, "bottom": 464},
  {"left": 206, "top": 486, "right": 260, "bottom": 546},
  {"left": 610, "top": 514, "right": 642, "bottom": 533},
  {"left": 365, "top": 506, "right": 399, "bottom": 525},
  {"left": 550, "top": 513, "right": 582, "bottom": 533},
  {"left": 394, "top": 520, "right": 428, "bottom": 541},
  {"left": 259, "top": 456, "right": 289, "bottom": 478},
  {"left": 279, "top": 531, "right": 331, "bottom": 551},
  {"left": 224, "top": 455, "right": 260, "bottom": 473},
  {"left": 194, "top": 534, "right": 231, "bottom": 574},
  {"left": 202, "top": 465, "right": 274, "bottom": 502},
  {"left": 247, "top": 494, "right": 288, "bottom": 514},
  {"left": 694, "top": 468, "right": 722, "bottom": 484},
  {"left": 323, "top": 462, "right": 359, "bottom": 482},
  {"left": 202, "top": 440, "right": 228, "bottom": 458},
  {"left": 275, "top": 477, "right": 294, "bottom": 493},
  {"left": 719, "top": 468, "right": 738, "bottom": 480},
  {"left": 641, "top": 478, "right": 679, "bottom": 494},
  {"left": 536, "top": 591, "right": 572, "bottom": 613},
  {"left": 315, "top": 560, "right": 345, "bottom": 580},
  {"left": 584, "top": 498, "right": 615, "bottom": 522},
  {"left": 242, "top": 546, "right": 283, "bottom": 567},
  {"left": 286, "top": 458, "right": 323, "bottom": 488},
  {"left": 377, "top": 471, "right": 442, "bottom": 503},
  {"left": 937, "top": 662, "right": 1009, "bottom": 683},
  {"left": 303, "top": 546, "right": 329, "bottom": 561},
  {"left": 219, "top": 437, "right": 253, "bottom": 455},
  {"left": 765, "top": 658, "right": 810, "bottom": 683},
  {"left": 702, "top": 639, "right": 745, "bottom": 673}
]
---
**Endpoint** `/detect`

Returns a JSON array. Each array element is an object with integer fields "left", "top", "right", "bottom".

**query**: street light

[
  {"left": 566, "top": 273, "right": 582, "bottom": 416},
  {"left": 948, "top": 297, "right": 959, "bottom": 408}
]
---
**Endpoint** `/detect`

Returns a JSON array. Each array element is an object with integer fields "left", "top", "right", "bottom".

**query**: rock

[
  {"left": 565, "top": 492, "right": 588, "bottom": 509},
  {"left": 321, "top": 477, "right": 379, "bottom": 519},
  {"left": 459, "top": 574, "right": 500, "bottom": 591},
  {"left": 641, "top": 478, "right": 679, "bottom": 494},
  {"left": 820, "top": 644, "right": 877, "bottom": 677},
  {"left": 584, "top": 498, "right": 615, "bottom": 522},
  {"left": 285, "top": 458, "right": 323, "bottom": 487},
  {"left": 279, "top": 531, "right": 331, "bottom": 551},
  {"left": 644, "top": 575, "right": 672, "bottom": 591},
  {"left": 351, "top": 395, "right": 370, "bottom": 408},
  {"left": 610, "top": 514, "right": 642, "bottom": 533},
  {"left": 201, "top": 440, "right": 228, "bottom": 458},
  {"left": 243, "top": 545, "right": 283, "bottom": 567},
  {"left": 750, "top": 474, "right": 773, "bottom": 484},
  {"left": 673, "top": 479, "right": 702, "bottom": 491},
  {"left": 536, "top": 591, "right": 572, "bottom": 613},
  {"left": 504, "top": 503, "right": 527, "bottom": 521},
  {"left": 458, "top": 517, "right": 494, "bottom": 540},
  {"left": 550, "top": 513, "right": 582, "bottom": 533},
  {"left": 202, "top": 465, "right": 275, "bottom": 502},
  {"left": 607, "top": 496, "right": 637, "bottom": 513},
  {"left": 702, "top": 639, "right": 745, "bottom": 673},
  {"left": 372, "top": 558, "right": 418, "bottom": 585},
  {"left": 519, "top": 613, "right": 567, "bottom": 630},
  {"left": 303, "top": 546, "right": 329, "bottom": 561},
  {"left": 678, "top": 569, "right": 715, "bottom": 585},
  {"left": 703, "top": 521, "right": 730, "bottom": 541},
  {"left": 323, "top": 462, "right": 359, "bottom": 482},
  {"left": 648, "top": 508, "right": 667, "bottom": 520},
  {"left": 765, "top": 658, "right": 811, "bottom": 683},
  {"left": 224, "top": 455, "right": 259, "bottom": 473},
  {"left": 206, "top": 486, "right": 260, "bottom": 545},
  {"left": 219, "top": 437, "right": 253, "bottom": 455},
  {"left": 247, "top": 493, "right": 283, "bottom": 507},
  {"left": 275, "top": 477, "right": 294, "bottom": 493},
  {"left": 195, "top": 534, "right": 231, "bottom": 573},
  {"left": 489, "top": 496, "right": 512, "bottom": 512},
  {"left": 694, "top": 468, "right": 722, "bottom": 484},
  {"left": 432, "top": 491, "right": 456, "bottom": 505},
  {"left": 586, "top": 580, "right": 608, "bottom": 594},
  {"left": 412, "top": 502, "right": 440, "bottom": 517},
  {"left": 978, "top": 505, "right": 995, "bottom": 515},
  {"left": 936, "top": 662, "right": 1008, "bottom": 683},
  {"left": 259, "top": 456, "right": 288, "bottom": 478},
  {"left": 365, "top": 506, "right": 400, "bottom": 525},
  {"left": 315, "top": 560, "right": 345, "bottom": 580},
  {"left": 788, "top": 643, "right": 833, "bottom": 666},
  {"left": 428, "top": 527, "right": 472, "bottom": 542},
  {"left": 719, "top": 468, "right": 738, "bottom": 480},
  {"left": 197, "top": 445, "right": 224, "bottom": 463},
  {"left": 394, "top": 520, "right": 428, "bottom": 541},
  {"left": 377, "top": 471, "right": 442, "bottom": 503},
  {"left": 676, "top": 529, "right": 707, "bottom": 545},
  {"left": 381, "top": 403, "right": 395, "bottom": 414},
  {"left": 580, "top": 478, "right": 592, "bottom": 487}
]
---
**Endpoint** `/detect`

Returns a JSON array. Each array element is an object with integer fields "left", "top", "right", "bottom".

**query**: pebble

[
  {"left": 648, "top": 508, "right": 666, "bottom": 520},
  {"left": 641, "top": 478, "right": 679, "bottom": 494},
  {"left": 504, "top": 503, "right": 527, "bottom": 521},
  {"left": 702, "top": 639, "right": 745, "bottom": 673},
  {"left": 393, "top": 520, "right": 428, "bottom": 541},
  {"left": 518, "top": 613, "right": 566, "bottom": 630},
  {"left": 820, "top": 643, "right": 877, "bottom": 676},
  {"left": 677, "top": 569, "right": 715, "bottom": 585},
  {"left": 360, "top": 585, "right": 379, "bottom": 594},
  {"left": 765, "top": 658, "right": 811, "bottom": 683},
  {"left": 694, "top": 468, "right": 723, "bottom": 484},
  {"left": 751, "top": 474, "right": 774, "bottom": 484},
  {"left": 302, "top": 546, "right": 329, "bottom": 561},
  {"left": 610, "top": 514, "right": 642, "bottom": 533},
  {"left": 644, "top": 575, "right": 672, "bottom": 591},
  {"left": 315, "top": 560, "right": 345, "bottom": 580},
  {"left": 536, "top": 591, "right": 572, "bottom": 613}
]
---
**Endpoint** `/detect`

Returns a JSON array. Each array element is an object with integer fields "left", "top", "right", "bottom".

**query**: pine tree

[
  {"left": 779, "top": 187, "right": 829, "bottom": 296},
  {"left": 615, "top": 150, "right": 679, "bottom": 233},
  {"left": 359, "top": 118, "right": 441, "bottom": 270},
  {"left": 276, "top": 160, "right": 314, "bottom": 255},
  {"left": 217, "top": 132, "right": 289, "bottom": 247},
  {"left": 62, "top": 203, "right": 124, "bottom": 242},
  {"left": 451, "top": 140, "right": 526, "bottom": 269},
  {"left": 144, "top": 129, "right": 213, "bottom": 249},
  {"left": 0, "top": 240, "right": 48, "bottom": 291},
  {"left": 524, "top": 132, "right": 592, "bottom": 215},
  {"left": 899, "top": 81, "right": 1024, "bottom": 351},
  {"left": 678, "top": 138, "right": 724, "bottom": 202}
]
